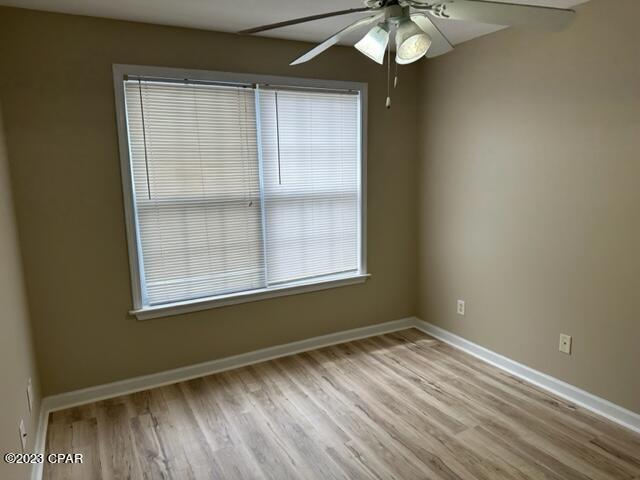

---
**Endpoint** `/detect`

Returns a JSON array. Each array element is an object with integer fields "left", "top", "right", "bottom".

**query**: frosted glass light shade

[
  {"left": 355, "top": 24, "right": 390, "bottom": 64},
  {"left": 395, "top": 20, "right": 431, "bottom": 65}
]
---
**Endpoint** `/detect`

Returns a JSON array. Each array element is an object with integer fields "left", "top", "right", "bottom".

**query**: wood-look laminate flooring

[{"left": 44, "top": 329, "right": 640, "bottom": 480}]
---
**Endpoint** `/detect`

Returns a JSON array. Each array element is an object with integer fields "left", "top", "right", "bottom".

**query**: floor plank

[{"left": 44, "top": 329, "right": 640, "bottom": 480}]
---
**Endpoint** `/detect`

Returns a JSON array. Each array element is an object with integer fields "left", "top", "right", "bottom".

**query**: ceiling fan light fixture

[
  {"left": 355, "top": 23, "right": 389, "bottom": 64},
  {"left": 395, "top": 19, "right": 431, "bottom": 65}
]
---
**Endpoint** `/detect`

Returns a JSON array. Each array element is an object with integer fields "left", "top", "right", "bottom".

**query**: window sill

[{"left": 131, "top": 273, "right": 370, "bottom": 320}]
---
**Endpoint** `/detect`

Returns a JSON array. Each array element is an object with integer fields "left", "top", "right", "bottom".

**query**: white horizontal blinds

[
  {"left": 124, "top": 80, "right": 266, "bottom": 305},
  {"left": 258, "top": 87, "right": 361, "bottom": 285}
]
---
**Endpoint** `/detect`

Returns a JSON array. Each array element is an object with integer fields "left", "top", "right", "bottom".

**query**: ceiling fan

[
  {"left": 239, "top": 0, "right": 575, "bottom": 106},
  {"left": 239, "top": 1, "right": 575, "bottom": 65}
]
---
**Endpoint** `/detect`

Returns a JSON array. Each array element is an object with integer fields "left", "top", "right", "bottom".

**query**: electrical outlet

[
  {"left": 19, "top": 419, "right": 27, "bottom": 453},
  {"left": 27, "top": 378, "right": 33, "bottom": 414},
  {"left": 457, "top": 300, "right": 465, "bottom": 316},
  {"left": 559, "top": 334, "right": 572, "bottom": 355}
]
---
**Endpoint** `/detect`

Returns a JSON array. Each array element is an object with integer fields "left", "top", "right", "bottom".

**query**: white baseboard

[
  {"left": 31, "top": 317, "right": 415, "bottom": 480},
  {"left": 43, "top": 317, "right": 416, "bottom": 413},
  {"left": 414, "top": 318, "right": 640, "bottom": 435},
  {"left": 32, "top": 314, "right": 639, "bottom": 480},
  {"left": 30, "top": 404, "right": 49, "bottom": 480}
]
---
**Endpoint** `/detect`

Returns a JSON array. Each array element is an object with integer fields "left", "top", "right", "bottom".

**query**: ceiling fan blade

[
  {"left": 290, "top": 12, "right": 386, "bottom": 66},
  {"left": 430, "top": 0, "right": 575, "bottom": 31},
  {"left": 411, "top": 13, "right": 454, "bottom": 58},
  {"left": 238, "top": 7, "right": 372, "bottom": 34}
]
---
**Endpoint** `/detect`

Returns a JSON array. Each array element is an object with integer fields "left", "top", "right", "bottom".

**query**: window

[{"left": 114, "top": 65, "right": 367, "bottom": 319}]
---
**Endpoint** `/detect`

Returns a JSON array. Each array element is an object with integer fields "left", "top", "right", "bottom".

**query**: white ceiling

[{"left": 1, "top": 0, "right": 588, "bottom": 46}]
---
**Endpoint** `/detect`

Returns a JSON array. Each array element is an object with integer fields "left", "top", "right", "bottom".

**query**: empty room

[{"left": 1, "top": 0, "right": 639, "bottom": 478}]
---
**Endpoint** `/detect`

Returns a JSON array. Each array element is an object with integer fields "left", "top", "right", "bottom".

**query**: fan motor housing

[{"left": 386, "top": 6, "right": 411, "bottom": 24}]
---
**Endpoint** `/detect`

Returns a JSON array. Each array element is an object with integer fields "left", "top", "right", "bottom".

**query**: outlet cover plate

[
  {"left": 559, "top": 334, "right": 572, "bottom": 355},
  {"left": 19, "top": 419, "right": 27, "bottom": 453},
  {"left": 27, "top": 378, "right": 33, "bottom": 413},
  {"left": 457, "top": 300, "right": 465, "bottom": 316}
]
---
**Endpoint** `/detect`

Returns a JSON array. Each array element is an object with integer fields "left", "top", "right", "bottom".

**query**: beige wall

[
  {"left": 0, "top": 102, "right": 41, "bottom": 479},
  {"left": 418, "top": 0, "right": 640, "bottom": 413},
  {"left": 0, "top": 8, "right": 419, "bottom": 395}
]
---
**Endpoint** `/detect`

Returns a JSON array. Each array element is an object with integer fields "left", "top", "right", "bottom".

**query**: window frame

[{"left": 113, "top": 64, "right": 368, "bottom": 320}]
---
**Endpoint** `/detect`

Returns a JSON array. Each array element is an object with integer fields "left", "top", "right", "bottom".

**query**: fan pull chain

[
  {"left": 386, "top": 40, "right": 391, "bottom": 109},
  {"left": 394, "top": 59, "right": 399, "bottom": 88}
]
